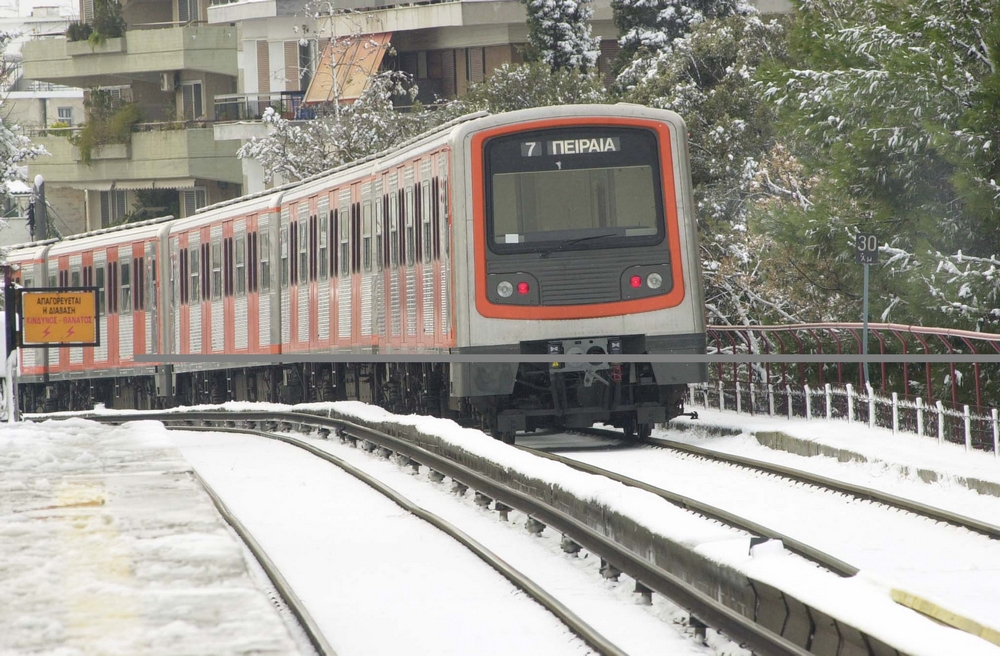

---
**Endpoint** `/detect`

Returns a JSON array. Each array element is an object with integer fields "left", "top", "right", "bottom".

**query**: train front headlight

[
  {"left": 646, "top": 272, "right": 663, "bottom": 289},
  {"left": 497, "top": 281, "right": 514, "bottom": 298}
]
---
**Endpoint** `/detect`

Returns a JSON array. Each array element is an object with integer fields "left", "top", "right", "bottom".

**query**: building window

[
  {"left": 182, "top": 188, "right": 207, "bottom": 217},
  {"left": 100, "top": 190, "right": 128, "bottom": 227},
  {"left": 57, "top": 107, "right": 73, "bottom": 126},
  {"left": 181, "top": 82, "right": 204, "bottom": 121}
]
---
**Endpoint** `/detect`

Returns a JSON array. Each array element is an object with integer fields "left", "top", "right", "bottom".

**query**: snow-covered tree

[
  {"left": 760, "top": 0, "right": 1000, "bottom": 329},
  {"left": 439, "top": 62, "right": 609, "bottom": 117},
  {"left": 237, "top": 71, "right": 426, "bottom": 184},
  {"left": 521, "top": 0, "right": 601, "bottom": 72},
  {"left": 617, "top": 13, "right": 804, "bottom": 325},
  {"left": 0, "top": 31, "right": 46, "bottom": 235},
  {"left": 610, "top": 0, "right": 751, "bottom": 73}
]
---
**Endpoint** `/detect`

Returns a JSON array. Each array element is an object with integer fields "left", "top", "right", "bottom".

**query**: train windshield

[{"left": 485, "top": 127, "right": 665, "bottom": 254}]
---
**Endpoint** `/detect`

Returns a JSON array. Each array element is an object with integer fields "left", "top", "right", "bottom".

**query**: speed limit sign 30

[{"left": 855, "top": 233, "right": 878, "bottom": 264}]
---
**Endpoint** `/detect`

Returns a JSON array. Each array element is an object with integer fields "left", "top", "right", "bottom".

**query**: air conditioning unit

[{"left": 160, "top": 72, "right": 177, "bottom": 92}]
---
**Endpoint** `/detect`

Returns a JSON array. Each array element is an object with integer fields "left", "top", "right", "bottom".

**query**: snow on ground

[
  {"left": 167, "top": 429, "right": 601, "bottom": 656},
  {"left": 11, "top": 401, "right": 1000, "bottom": 655},
  {"left": 0, "top": 418, "right": 304, "bottom": 656}
]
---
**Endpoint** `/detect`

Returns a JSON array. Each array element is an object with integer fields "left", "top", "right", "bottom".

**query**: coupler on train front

[{"left": 453, "top": 334, "right": 706, "bottom": 444}]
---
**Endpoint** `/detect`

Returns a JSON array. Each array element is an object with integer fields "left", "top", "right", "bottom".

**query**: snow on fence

[{"left": 688, "top": 381, "right": 1000, "bottom": 457}]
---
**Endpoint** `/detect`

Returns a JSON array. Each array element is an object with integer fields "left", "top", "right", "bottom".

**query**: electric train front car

[{"left": 448, "top": 104, "right": 707, "bottom": 441}]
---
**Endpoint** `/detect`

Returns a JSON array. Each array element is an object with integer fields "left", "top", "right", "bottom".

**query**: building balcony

[
  {"left": 28, "top": 124, "right": 242, "bottom": 189},
  {"left": 21, "top": 25, "right": 238, "bottom": 88}
]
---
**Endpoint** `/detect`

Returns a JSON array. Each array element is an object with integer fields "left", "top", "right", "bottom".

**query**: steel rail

[
  {"left": 588, "top": 429, "right": 1000, "bottom": 541},
  {"left": 156, "top": 410, "right": 810, "bottom": 656},
  {"left": 187, "top": 466, "right": 337, "bottom": 656},
  {"left": 169, "top": 424, "right": 629, "bottom": 656},
  {"left": 520, "top": 444, "right": 860, "bottom": 578}
]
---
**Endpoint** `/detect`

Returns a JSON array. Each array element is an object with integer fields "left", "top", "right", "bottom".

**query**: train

[{"left": 7, "top": 104, "right": 707, "bottom": 442}]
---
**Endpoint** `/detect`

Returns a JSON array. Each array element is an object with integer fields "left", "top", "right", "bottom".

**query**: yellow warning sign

[{"left": 21, "top": 289, "right": 100, "bottom": 346}]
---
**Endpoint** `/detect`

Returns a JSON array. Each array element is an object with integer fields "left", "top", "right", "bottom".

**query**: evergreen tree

[
  {"left": 760, "top": 0, "right": 1000, "bottom": 328},
  {"left": 610, "top": 0, "right": 751, "bottom": 73},
  {"left": 521, "top": 0, "right": 601, "bottom": 72},
  {"left": 442, "top": 62, "right": 609, "bottom": 116}
]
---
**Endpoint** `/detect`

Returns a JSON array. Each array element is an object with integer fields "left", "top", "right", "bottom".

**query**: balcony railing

[{"left": 214, "top": 91, "right": 312, "bottom": 122}]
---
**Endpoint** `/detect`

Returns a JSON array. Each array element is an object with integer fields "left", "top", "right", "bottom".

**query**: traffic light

[{"left": 26, "top": 202, "right": 35, "bottom": 236}]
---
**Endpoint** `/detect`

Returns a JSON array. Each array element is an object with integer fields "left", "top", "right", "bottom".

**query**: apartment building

[{"left": 21, "top": 0, "right": 244, "bottom": 232}]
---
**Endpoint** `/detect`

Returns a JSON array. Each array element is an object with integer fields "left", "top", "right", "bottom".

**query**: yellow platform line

[{"left": 892, "top": 588, "right": 1000, "bottom": 647}]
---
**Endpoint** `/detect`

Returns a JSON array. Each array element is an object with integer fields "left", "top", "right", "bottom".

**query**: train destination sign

[
  {"left": 20, "top": 287, "right": 100, "bottom": 347},
  {"left": 521, "top": 137, "right": 621, "bottom": 157}
]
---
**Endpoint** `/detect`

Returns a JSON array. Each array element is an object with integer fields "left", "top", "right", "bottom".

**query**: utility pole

[{"left": 33, "top": 175, "right": 47, "bottom": 241}]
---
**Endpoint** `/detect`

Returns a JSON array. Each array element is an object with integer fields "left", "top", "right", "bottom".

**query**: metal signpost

[{"left": 855, "top": 233, "right": 879, "bottom": 387}]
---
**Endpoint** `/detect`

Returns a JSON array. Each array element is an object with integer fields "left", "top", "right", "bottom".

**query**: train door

[
  {"left": 401, "top": 166, "right": 416, "bottom": 351},
  {"left": 360, "top": 182, "right": 374, "bottom": 348},
  {"left": 68, "top": 255, "right": 85, "bottom": 370},
  {"left": 128, "top": 241, "right": 146, "bottom": 359},
  {"left": 287, "top": 203, "right": 302, "bottom": 352},
  {"left": 234, "top": 217, "right": 253, "bottom": 354},
  {"left": 145, "top": 241, "right": 158, "bottom": 355},
  {"left": 105, "top": 247, "right": 120, "bottom": 368},
  {"left": 205, "top": 226, "right": 223, "bottom": 355},
  {"left": 81, "top": 252, "right": 96, "bottom": 370},
  {"left": 437, "top": 151, "right": 453, "bottom": 346},
  {"left": 93, "top": 250, "right": 110, "bottom": 367},
  {"left": 53, "top": 255, "right": 69, "bottom": 370},
  {"left": 386, "top": 174, "right": 401, "bottom": 348},
  {"left": 221, "top": 220, "right": 235, "bottom": 353},
  {"left": 296, "top": 204, "right": 311, "bottom": 352},
  {"left": 316, "top": 196, "right": 332, "bottom": 349},
  {"left": 417, "top": 159, "right": 435, "bottom": 348},
  {"left": 350, "top": 183, "right": 362, "bottom": 346},
  {"left": 306, "top": 200, "right": 320, "bottom": 351},
  {"left": 372, "top": 178, "right": 385, "bottom": 346},
  {"left": 335, "top": 188, "right": 352, "bottom": 348}
]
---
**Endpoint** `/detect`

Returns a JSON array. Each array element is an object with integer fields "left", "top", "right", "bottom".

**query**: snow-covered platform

[{"left": 0, "top": 418, "right": 304, "bottom": 656}]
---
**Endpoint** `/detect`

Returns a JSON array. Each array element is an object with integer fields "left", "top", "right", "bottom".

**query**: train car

[{"left": 9, "top": 104, "right": 706, "bottom": 441}]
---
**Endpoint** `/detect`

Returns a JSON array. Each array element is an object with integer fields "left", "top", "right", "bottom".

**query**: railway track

[
  {"left": 191, "top": 467, "right": 337, "bottom": 656},
  {"left": 52, "top": 408, "right": 811, "bottom": 656},
  {"left": 177, "top": 423, "right": 628, "bottom": 656},
  {"left": 42, "top": 406, "right": 997, "bottom": 656}
]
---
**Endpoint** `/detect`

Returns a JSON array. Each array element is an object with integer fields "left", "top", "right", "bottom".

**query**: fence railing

[
  {"left": 707, "top": 323, "right": 1000, "bottom": 412},
  {"left": 213, "top": 91, "right": 311, "bottom": 122},
  {"left": 690, "top": 380, "right": 1000, "bottom": 456}
]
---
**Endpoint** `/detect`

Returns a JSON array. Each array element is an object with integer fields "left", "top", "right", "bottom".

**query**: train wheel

[
  {"left": 491, "top": 429, "right": 516, "bottom": 445},
  {"left": 637, "top": 423, "right": 653, "bottom": 440}
]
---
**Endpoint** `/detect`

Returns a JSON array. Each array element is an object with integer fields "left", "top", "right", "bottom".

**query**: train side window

[
  {"left": 421, "top": 180, "right": 432, "bottom": 261},
  {"left": 280, "top": 227, "right": 289, "bottom": 288},
  {"left": 309, "top": 215, "right": 317, "bottom": 282},
  {"left": 148, "top": 256, "right": 155, "bottom": 311},
  {"left": 190, "top": 247, "right": 200, "bottom": 303},
  {"left": 71, "top": 268, "right": 81, "bottom": 287},
  {"left": 136, "top": 256, "right": 144, "bottom": 311},
  {"left": 389, "top": 193, "right": 399, "bottom": 267},
  {"left": 250, "top": 232, "right": 258, "bottom": 293},
  {"left": 223, "top": 238, "right": 232, "bottom": 297},
  {"left": 319, "top": 214, "right": 328, "bottom": 280},
  {"left": 108, "top": 262, "right": 117, "bottom": 314},
  {"left": 374, "top": 191, "right": 383, "bottom": 272},
  {"left": 404, "top": 187, "right": 415, "bottom": 266},
  {"left": 362, "top": 201, "right": 372, "bottom": 272},
  {"left": 202, "top": 243, "right": 210, "bottom": 301},
  {"left": 236, "top": 236, "right": 246, "bottom": 296},
  {"left": 260, "top": 233, "right": 271, "bottom": 293},
  {"left": 95, "top": 267, "right": 105, "bottom": 315},
  {"left": 441, "top": 177, "right": 450, "bottom": 257},
  {"left": 120, "top": 261, "right": 132, "bottom": 314},
  {"left": 180, "top": 248, "right": 188, "bottom": 304},
  {"left": 340, "top": 205, "right": 350, "bottom": 277},
  {"left": 351, "top": 203, "right": 360, "bottom": 273},
  {"left": 431, "top": 178, "right": 441, "bottom": 260},
  {"left": 299, "top": 220, "right": 308, "bottom": 285}
]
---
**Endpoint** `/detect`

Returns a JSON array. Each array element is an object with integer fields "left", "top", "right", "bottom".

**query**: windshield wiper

[{"left": 538, "top": 233, "right": 617, "bottom": 258}]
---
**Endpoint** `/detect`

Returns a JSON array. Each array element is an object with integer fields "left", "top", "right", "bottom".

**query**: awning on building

[
  {"left": 304, "top": 32, "right": 393, "bottom": 105},
  {"left": 64, "top": 179, "right": 198, "bottom": 191}
]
